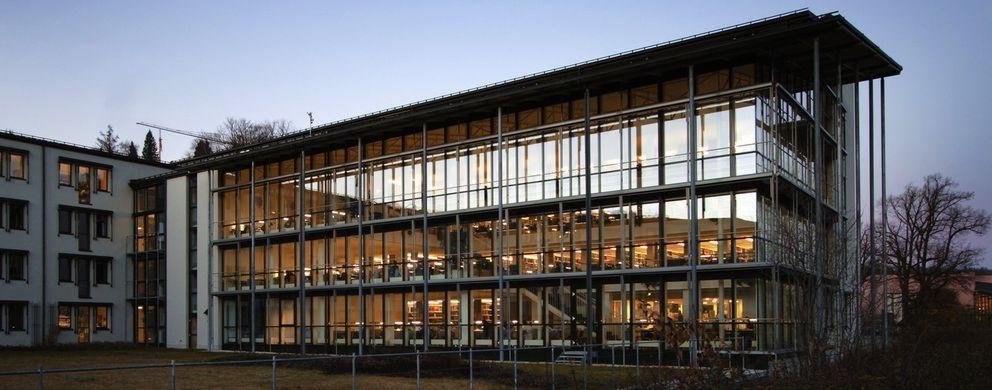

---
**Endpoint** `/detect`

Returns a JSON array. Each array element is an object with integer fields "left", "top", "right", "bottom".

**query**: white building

[{"left": 0, "top": 131, "right": 170, "bottom": 346}]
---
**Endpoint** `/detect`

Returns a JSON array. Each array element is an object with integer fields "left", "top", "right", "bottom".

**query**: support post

[
  {"left": 271, "top": 355, "right": 277, "bottom": 390},
  {"left": 249, "top": 160, "right": 256, "bottom": 353},
  {"left": 299, "top": 149, "right": 308, "bottom": 354},
  {"left": 170, "top": 360, "right": 176, "bottom": 390},
  {"left": 416, "top": 350, "right": 422, "bottom": 390},
  {"left": 853, "top": 68, "right": 863, "bottom": 335},
  {"left": 636, "top": 344, "right": 640, "bottom": 380},
  {"left": 880, "top": 78, "right": 888, "bottom": 347},
  {"left": 351, "top": 353, "right": 357, "bottom": 390},
  {"left": 583, "top": 87, "right": 593, "bottom": 354},
  {"left": 550, "top": 346, "right": 557, "bottom": 390},
  {"left": 867, "top": 80, "right": 877, "bottom": 346},
  {"left": 496, "top": 108, "right": 506, "bottom": 361},
  {"left": 812, "top": 37, "right": 825, "bottom": 337},
  {"left": 687, "top": 64, "right": 700, "bottom": 367},
  {"left": 421, "top": 125, "right": 430, "bottom": 351},
  {"left": 469, "top": 347, "right": 474, "bottom": 390},
  {"left": 514, "top": 346, "right": 519, "bottom": 389},
  {"left": 37, "top": 367, "right": 43, "bottom": 390},
  {"left": 357, "top": 138, "right": 365, "bottom": 355}
]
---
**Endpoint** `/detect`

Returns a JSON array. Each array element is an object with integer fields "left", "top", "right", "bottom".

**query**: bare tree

[
  {"left": 879, "top": 174, "right": 990, "bottom": 326},
  {"left": 207, "top": 117, "right": 293, "bottom": 149},
  {"left": 95, "top": 125, "right": 119, "bottom": 153}
]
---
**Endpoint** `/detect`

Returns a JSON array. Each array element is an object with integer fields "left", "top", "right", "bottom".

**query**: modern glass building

[{"left": 5, "top": 10, "right": 901, "bottom": 363}]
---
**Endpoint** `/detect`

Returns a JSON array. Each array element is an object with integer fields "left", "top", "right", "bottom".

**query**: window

[
  {"left": 59, "top": 209, "right": 73, "bottom": 234},
  {"left": 8, "top": 152, "right": 26, "bottom": 180},
  {"left": 58, "top": 305, "right": 72, "bottom": 329},
  {"left": 5, "top": 251, "right": 26, "bottom": 281},
  {"left": 59, "top": 160, "right": 113, "bottom": 198},
  {"left": 59, "top": 257, "right": 73, "bottom": 282},
  {"left": 95, "top": 213, "right": 111, "bottom": 238},
  {"left": 59, "top": 162, "right": 73, "bottom": 186},
  {"left": 95, "top": 306, "right": 110, "bottom": 330},
  {"left": 6, "top": 302, "right": 25, "bottom": 331},
  {"left": 95, "top": 259, "right": 111, "bottom": 284},
  {"left": 78, "top": 165, "right": 91, "bottom": 204},
  {"left": 95, "top": 167, "right": 111, "bottom": 192},
  {"left": 6, "top": 200, "right": 26, "bottom": 230}
]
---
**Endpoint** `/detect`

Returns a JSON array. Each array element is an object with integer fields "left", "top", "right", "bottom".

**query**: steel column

[
  {"left": 299, "top": 149, "right": 307, "bottom": 354},
  {"left": 357, "top": 137, "right": 365, "bottom": 354},
  {"left": 421, "top": 124, "right": 430, "bottom": 350},
  {"left": 867, "top": 79, "right": 877, "bottom": 346},
  {"left": 495, "top": 108, "right": 506, "bottom": 360},
  {"left": 583, "top": 88, "right": 594, "bottom": 353},
  {"left": 880, "top": 77, "right": 888, "bottom": 347},
  {"left": 686, "top": 65, "right": 700, "bottom": 367},
  {"left": 249, "top": 160, "right": 256, "bottom": 353},
  {"left": 812, "top": 37, "right": 825, "bottom": 336}
]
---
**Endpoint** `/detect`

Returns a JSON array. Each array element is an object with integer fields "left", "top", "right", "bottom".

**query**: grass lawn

[
  {"left": 0, "top": 346, "right": 509, "bottom": 389},
  {"left": 0, "top": 345, "right": 687, "bottom": 389}
]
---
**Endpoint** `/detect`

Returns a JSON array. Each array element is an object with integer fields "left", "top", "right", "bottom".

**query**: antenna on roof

[{"left": 137, "top": 122, "right": 233, "bottom": 158}]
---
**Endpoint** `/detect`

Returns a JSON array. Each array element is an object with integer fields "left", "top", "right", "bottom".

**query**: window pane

[
  {"left": 9, "top": 153, "right": 25, "bottom": 179},
  {"left": 59, "top": 163, "right": 73, "bottom": 186}
]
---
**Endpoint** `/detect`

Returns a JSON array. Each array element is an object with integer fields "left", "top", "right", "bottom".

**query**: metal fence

[{"left": 0, "top": 343, "right": 684, "bottom": 390}]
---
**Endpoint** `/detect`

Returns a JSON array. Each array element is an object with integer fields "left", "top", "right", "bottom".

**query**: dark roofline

[
  {"left": 141, "top": 9, "right": 900, "bottom": 182},
  {"left": 0, "top": 130, "right": 175, "bottom": 169}
]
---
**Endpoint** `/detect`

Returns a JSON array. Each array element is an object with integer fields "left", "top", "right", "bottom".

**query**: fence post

[
  {"left": 513, "top": 347, "right": 518, "bottom": 389},
  {"left": 170, "top": 360, "right": 176, "bottom": 390},
  {"left": 36, "top": 366, "right": 43, "bottom": 390},
  {"left": 469, "top": 348, "right": 474, "bottom": 390},
  {"left": 271, "top": 355, "right": 277, "bottom": 390},
  {"left": 636, "top": 345, "right": 640, "bottom": 381},
  {"left": 416, "top": 350, "right": 421, "bottom": 390},
  {"left": 550, "top": 346, "right": 555, "bottom": 390},
  {"left": 351, "top": 353, "right": 357, "bottom": 390}
]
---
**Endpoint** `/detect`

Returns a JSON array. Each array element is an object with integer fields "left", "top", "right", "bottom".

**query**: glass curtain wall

[{"left": 212, "top": 62, "right": 827, "bottom": 355}]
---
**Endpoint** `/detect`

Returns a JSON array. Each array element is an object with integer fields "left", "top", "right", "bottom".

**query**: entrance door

[{"left": 76, "top": 306, "right": 91, "bottom": 343}]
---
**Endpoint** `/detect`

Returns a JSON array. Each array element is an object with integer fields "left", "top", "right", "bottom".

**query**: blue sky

[{"left": 2, "top": 1, "right": 990, "bottom": 264}]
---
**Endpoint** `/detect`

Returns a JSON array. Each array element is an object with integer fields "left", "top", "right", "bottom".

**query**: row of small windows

[
  {"left": 59, "top": 161, "right": 112, "bottom": 199},
  {"left": 0, "top": 250, "right": 27, "bottom": 282},
  {"left": 58, "top": 255, "right": 112, "bottom": 286},
  {"left": 1, "top": 150, "right": 27, "bottom": 181},
  {"left": 58, "top": 208, "right": 112, "bottom": 239},
  {"left": 0, "top": 199, "right": 27, "bottom": 231},
  {"left": 219, "top": 64, "right": 762, "bottom": 187},
  {"left": 57, "top": 304, "right": 111, "bottom": 331}
]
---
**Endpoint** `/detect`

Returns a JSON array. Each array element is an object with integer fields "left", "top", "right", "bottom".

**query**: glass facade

[
  {"left": 206, "top": 61, "right": 848, "bottom": 356},
  {"left": 132, "top": 184, "right": 166, "bottom": 345}
]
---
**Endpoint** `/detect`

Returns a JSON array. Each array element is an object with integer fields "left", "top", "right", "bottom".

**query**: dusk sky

[{"left": 2, "top": 1, "right": 989, "bottom": 264}]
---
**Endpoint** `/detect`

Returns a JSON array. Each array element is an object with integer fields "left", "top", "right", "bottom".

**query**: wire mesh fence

[{"left": 0, "top": 343, "right": 772, "bottom": 389}]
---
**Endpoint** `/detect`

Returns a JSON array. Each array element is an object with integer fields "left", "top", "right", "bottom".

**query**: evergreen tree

[
  {"left": 141, "top": 130, "right": 159, "bottom": 161},
  {"left": 190, "top": 139, "right": 213, "bottom": 158},
  {"left": 125, "top": 141, "right": 139, "bottom": 158},
  {"left": 95, "top": 125, "right": 119, "bottom": 153}
]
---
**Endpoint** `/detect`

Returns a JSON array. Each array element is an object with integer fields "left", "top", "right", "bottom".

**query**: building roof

[
  {"left": 136, "top": 9, "right": 900, "bottom": 184},
  {"left": 0, "top": 130, "right": 175, "bottom": 169}
]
